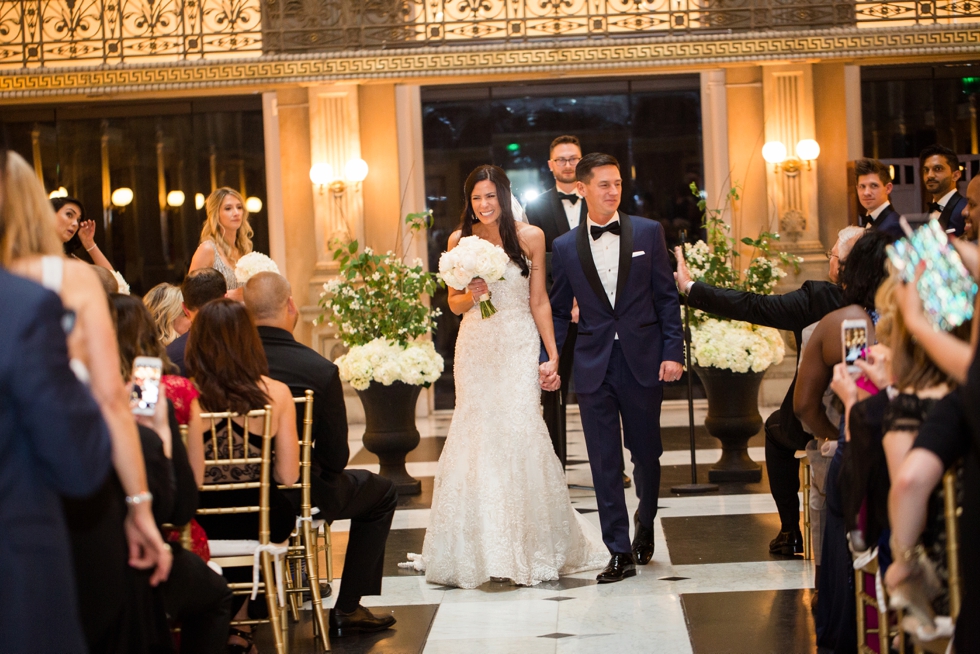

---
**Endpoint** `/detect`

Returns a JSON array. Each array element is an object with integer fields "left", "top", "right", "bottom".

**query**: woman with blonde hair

[
  {"left": 143, "top": 282, "right": 189, "bottom": 346},
  {"left": 1, "top": 150, "right": 172, "bottom": 650},
  {"left": 188, "top": 187, "right": 253, "bottom": 291}
]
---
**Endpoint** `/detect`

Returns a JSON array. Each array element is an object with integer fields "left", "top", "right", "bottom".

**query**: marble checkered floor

[{"left": 258, "top": 402, "right": 819, "bottom": 654}]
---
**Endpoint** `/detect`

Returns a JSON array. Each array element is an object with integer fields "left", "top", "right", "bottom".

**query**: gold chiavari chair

[
  {"left": 279, "top": 391, "right": 330, "bottom": 651},
  {"left": 943, "top": 465, "right": 961, "bottom": 623},
  {"left": 795, "top": 449, "right": 813, "bottom": 560},
  {"left": 855, "top": 555, "right": 905, "bottom": 654},
  {"left": 196, "top": 405, "right": 288, "bottom": 654}
]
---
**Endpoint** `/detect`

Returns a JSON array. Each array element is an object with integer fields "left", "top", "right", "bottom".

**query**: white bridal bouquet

[
  {"left": 336, "top": 338, "right": 444, "bottom": 391},
  {"left": 235, "top": 252, "right": 280, "bottom": 285},
  {"left": 438, "top": 236, "right": 510, "bottom": 318}
]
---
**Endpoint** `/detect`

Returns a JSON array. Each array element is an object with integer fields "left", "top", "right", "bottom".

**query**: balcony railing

[{"left": 1, "top": 0, "right": 978, "bottom": 68}]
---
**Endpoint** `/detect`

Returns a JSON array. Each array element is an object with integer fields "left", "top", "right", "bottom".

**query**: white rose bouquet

[
  {"left": 235, "top": 252, "right": 280, "bottom": 285},
  {"left": 438, "top": 235, "right": 510, "bottom": 318}
]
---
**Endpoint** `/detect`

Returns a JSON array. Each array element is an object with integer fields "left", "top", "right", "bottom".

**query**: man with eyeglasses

[{"left": 526, "top": 135, "right": 587, "bottom": 469}]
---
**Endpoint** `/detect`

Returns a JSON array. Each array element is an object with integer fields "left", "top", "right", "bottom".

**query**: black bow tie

[
  {"left": 558, "top": 192, "right": 580, "bottom": 205},
  {"left": 929, "top": 202, "right": 943, "bottom": 213},
  {"left": 590, "top": 221, "right": 621, "bottom": 240}
]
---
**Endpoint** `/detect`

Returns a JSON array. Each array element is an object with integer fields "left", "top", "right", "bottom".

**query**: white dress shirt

[
  {"left": 867, "top": 202, "right": 889, "bottom": 221},
  {"left": 588, "top": 216, "right": 621, "bottom": 340},
  {"left": 929, "top": 188, "right": 957, "bottom": 222},
  {"left": 559, "top": 189, "right": 583, "bottom": 230}
]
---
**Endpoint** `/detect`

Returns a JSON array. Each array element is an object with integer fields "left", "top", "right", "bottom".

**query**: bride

[{"left": 403, "top": 165, "right": 607, "bottom": 588}]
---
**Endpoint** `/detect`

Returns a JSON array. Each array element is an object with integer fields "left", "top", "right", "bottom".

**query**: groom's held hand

[
  {"left": 673, "top": 246, "right": 693, "bottom": 293},
  {"left": 659, "top": 361, "right": 683, "bottom": 383},
  {"left": 571, "top": 299, "right": 580, "bottom": 324}
]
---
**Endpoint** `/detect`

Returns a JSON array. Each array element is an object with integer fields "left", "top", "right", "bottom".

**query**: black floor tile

[
  {"left": 396, "top": 476, "right": 434, "bottom": 510},
  {"left": 351, "top": 437, "right": 446, "bottom": 465},
  {"left": 662, "top": 425, "right": 765, "bottom": 452},
  {"left": 661, "top": 461, "right": 771, "bottom": 497},
  {"left": 384, "top": 528, "right": 428, "bottom": 577},
  {"left": 662, "top": 513, "right": 797, "bottom": 565},
  {"left": 682, "top": 589, "right": 816, "bottom": 654},
  {"left": 253, "top": 604, "right": 439, "bottom": 654}
]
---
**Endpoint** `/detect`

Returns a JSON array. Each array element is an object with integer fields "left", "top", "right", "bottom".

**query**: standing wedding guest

[
  {"left": 920, "top": 145, "right": 967, "bottom": 236},
  {"left": 165, "top": 269, "right": 227, "bottom": 376},
  {"left": 144, "top": 282, "right": 191, "bottom": 346},
  {"left": 188, "top": 187, "right": 253, "bottom": 292},
  {"left": 675, "top": 226, "right": 861, "bottom": 557},
  {"left": 53, "top": 195, "right": 116, "bottom": 273},
  {"left": 549, "top": 153, "right": 685, "bottom": 581},
  {"left": 0, "top": 160, "right": 113, "bottom": 652},
  {"left": 244, "top": 272, "right": 398, "bottom": 635},
  {"left": 959, "top": 174, "right": 980, "bottom": 243},
  {"left": 1, "top": 150, "right": 172, "bottom": 650},
  {"left": 526, "top": 135, "right": 586, "bottom": 468},
  {"left": 855, "top": 159, "right": 904, "bottom": 238}
]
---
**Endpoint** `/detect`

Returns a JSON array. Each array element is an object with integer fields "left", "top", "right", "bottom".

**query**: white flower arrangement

[
  {"left": 336, "top": 338, "right": 444, "bottom": 391},
  {"left": 690, "top": 318, "right": 785, "bottom": 374},
  {"left": 438, "top": 235, "right": 511, "bottom": 318},
  {"left": 235, "top": 252, "right": 280, "bottom": 285}
]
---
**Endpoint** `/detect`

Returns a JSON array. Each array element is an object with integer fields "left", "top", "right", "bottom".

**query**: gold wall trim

[{"left": 2, "top": 25, "right": 979, "bottom": 99}]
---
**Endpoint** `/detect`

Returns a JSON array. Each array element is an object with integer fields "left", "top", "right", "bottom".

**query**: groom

[{"left": 544, "top": 153, "right": 684, "bottom": 582}]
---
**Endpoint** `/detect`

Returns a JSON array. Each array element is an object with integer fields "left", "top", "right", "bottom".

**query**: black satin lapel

[
  {"left": 576, "top": 221, "right": 614, "bottom": 313},
  {"left": 551, "top": 190, "right": 570, "bottom": 236},
  {"left": 615, "top": 211, "right": 633, "bottom": 306}
]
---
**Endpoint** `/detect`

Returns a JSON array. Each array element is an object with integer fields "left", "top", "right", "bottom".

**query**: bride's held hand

[{"left": 467, "top": 278, "right": 489, "bottom": 302}]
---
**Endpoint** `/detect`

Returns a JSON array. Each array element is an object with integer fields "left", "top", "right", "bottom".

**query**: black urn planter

[
  {"left": 693, "top": 365, "right": 764, "bottom": 483},
  {"left": 356, "top": 381, "right": 423, "bottom": 496}
]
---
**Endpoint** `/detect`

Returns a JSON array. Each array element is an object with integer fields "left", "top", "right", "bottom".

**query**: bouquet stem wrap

[{"left": 477, "top": 291, "right": 496, "bottom": 318}]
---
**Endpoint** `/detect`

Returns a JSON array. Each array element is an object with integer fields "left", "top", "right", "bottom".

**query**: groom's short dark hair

[{"left": 576, "top": 153, "right": 620, "bottom": 184}]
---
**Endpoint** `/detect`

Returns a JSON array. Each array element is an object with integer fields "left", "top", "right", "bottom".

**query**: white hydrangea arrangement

[
  {"left": 235, "top": 251, "right": 280, "bottom": 285},
  {"left": 683, "top": 183, "right": 800, "bottom": 374},
  {"left": 317, "top": 211, "right": 444, "bottom": 389},
  {"left": 438, "top": 235, "right": 511, "bottom": 318}
]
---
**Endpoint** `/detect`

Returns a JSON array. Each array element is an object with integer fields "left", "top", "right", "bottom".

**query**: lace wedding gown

[{"left": 404, "top": 259, "right": 608, "bottom": 588}]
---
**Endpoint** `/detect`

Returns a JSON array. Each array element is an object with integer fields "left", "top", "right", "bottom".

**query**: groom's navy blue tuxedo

[{"left": 549, "top": 211, "right": 684, "bottom": 554}]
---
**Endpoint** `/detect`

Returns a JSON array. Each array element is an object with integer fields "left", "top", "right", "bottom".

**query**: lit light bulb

[
  {"left": 309, "top": 163, "right": 334, "bottom": 186},
  {"left": 195, "top": 193, "right": 205, "bottom": 210},
  {"left": 795, "top": 139, "right": 821, "bottom": 162},
  {"left": 761, "top": 141, "right": 788, "bottom": 165},
  {"left": 111, "top": 187, "right": 134, "bottom": 207},
  {"left": 166, "top": 190, "right": 186, "bottom": 207},
  {"left": 344, "top": 158, "right": 369, "bottom": 183},
  {"left": 245, "top": 196, "right": 263, "bottom": 213}
]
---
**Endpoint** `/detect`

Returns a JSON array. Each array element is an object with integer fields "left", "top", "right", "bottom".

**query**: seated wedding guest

[
  {"left": 91, "top": 263, "right": 119, "bottom": 295},
  {"left": 675, "top": 225, "right": 862, "bottom": 557},
  {"left": 185, "top": 298, "right": 299, "bottom": 652},
  {"left": 795, "top": 229, "right": 894, "bottom": 653},
  {"left": 0, "top": 151, "right": 172, "bottom": 652},
  {"left": 0, "top": 266, "right": 112, "bottom": 651},
  {"left": 53, "top": 195, "right": 115, "bottom": 273},
  {"left": 144, "top": 282, "right": 191, "bottom": 346},
  {"left": 243, "top": 271, "right": 398, "bottom": 636},
  {"left": 112, "top": 294, "right": 233, "bottom": 653},
  {"left": 166, "top": 268, "right": 227, "bottom": 376},
  {"left": 855, "top": 158, "right": 904, "bottom": 238}
]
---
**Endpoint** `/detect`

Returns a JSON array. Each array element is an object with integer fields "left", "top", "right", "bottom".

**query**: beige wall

[
  {"left": 359, "top": 84, "right": 402, "bottom": 255},
  {"left": 813, "top": 63, "right": 851, "bottom": 251},
  {"left": 725, "top": 66, "right": 770, "bottom": 260}
]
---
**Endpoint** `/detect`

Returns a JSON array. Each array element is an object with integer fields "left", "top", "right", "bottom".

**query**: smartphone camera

[
  {"left": 841, "top": 319, "right": 869, "bottom": 374},
  {"left": 130, "top": 356, "right": 163, "bottom": 417}
]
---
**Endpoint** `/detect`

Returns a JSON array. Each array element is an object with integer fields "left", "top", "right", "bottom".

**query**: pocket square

[{"left": 632, "top": 250, "right": 645, "bottom": 258}]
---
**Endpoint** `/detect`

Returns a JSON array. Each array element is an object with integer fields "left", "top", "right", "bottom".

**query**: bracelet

[
  {"left": 125, "top": 491, "right": 153, "bottom": 506},
  {"left": 889, "top": 534, "right": 924, "bottom": 564},
  {"left": 85, "top": 244, "right": 97, "bottom": 252}
]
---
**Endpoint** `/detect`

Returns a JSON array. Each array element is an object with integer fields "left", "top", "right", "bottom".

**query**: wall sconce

[
  {"left": 245, "top": 196, "right": 263, "bottom": 213},
  {"left": 762, "top": 139, "right": 820, "bottom": 175},
  {"left": 48, "top": 186, "right": 68, "bottom": 199},
  {"left": 195, "top": 192, "right": 205, "bottom": 211},
  {"left": 111, "top": 187, "right": 134, "bottom": 207},
  {"left": 309, "top": 158, "right": 369, "bottom": 195},
  {"left": 166, "top": 190, "right": 186, "bottom": 207}
]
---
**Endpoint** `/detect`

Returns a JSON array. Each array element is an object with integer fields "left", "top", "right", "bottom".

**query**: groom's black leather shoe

[
  {"left": 631, "top": 511, "right": 655, "bottom": 565},
  {"left": 596, "top": 553, "right": 637, "bottom": 583},
  {"left": 329, "top": 605, "right": 396, "bottom": 636}
]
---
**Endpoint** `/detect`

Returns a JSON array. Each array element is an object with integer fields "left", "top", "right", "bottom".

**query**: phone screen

[
  {"left": 131, "top": 357, "right": 162, "bottom": 416},
  {"left": 843, "top": 324, "right": 868, "bottom": 366}
]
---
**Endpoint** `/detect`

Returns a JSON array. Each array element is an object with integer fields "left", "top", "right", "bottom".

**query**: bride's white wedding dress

[{"left": 403, "top": 258, "right": 608, "bottom": 588}]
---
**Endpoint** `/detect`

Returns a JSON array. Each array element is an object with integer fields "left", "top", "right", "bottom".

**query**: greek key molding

[{"left": 2, "top": 25, "right": 979, "bottom": 99}]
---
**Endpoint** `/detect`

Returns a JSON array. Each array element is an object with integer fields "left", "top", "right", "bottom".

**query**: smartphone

[
  {"left": 841, "top": 319, "right": 869, "bottom": 374},
  {"left": 130, "top": 356, "right": 163, "bottom": 416}
]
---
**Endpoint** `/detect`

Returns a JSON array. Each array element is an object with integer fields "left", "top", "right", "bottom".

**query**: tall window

[
  {"left": 1, "top": 97, "right": 268, "bottom": 294},
  {"left": 422, "top": 76, "right": 704, "bottom": 408}
]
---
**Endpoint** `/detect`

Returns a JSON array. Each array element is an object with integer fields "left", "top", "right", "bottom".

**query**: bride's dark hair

[{"left": 458, "top": 165, "right": 529, "bottom": 278}]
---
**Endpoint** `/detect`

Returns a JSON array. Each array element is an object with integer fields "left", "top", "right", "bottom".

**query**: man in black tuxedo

[
  {"left": 243, "top": 272, "right": 397, "bottom": 636},
  {"left": 525, "top": 135, "right": 587, "bottom": 468},
  {"left": 165, "top": 268, "right": 227, "bottom": 376},
  {"left": 920, "top": 144, "right": 968, "bottom": 236},
  {"left": 855, "top": 158, "right": 903, "bottom": 238},
  {"left": 674, "top": 226, "right": 863, "bottom": 556}
]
